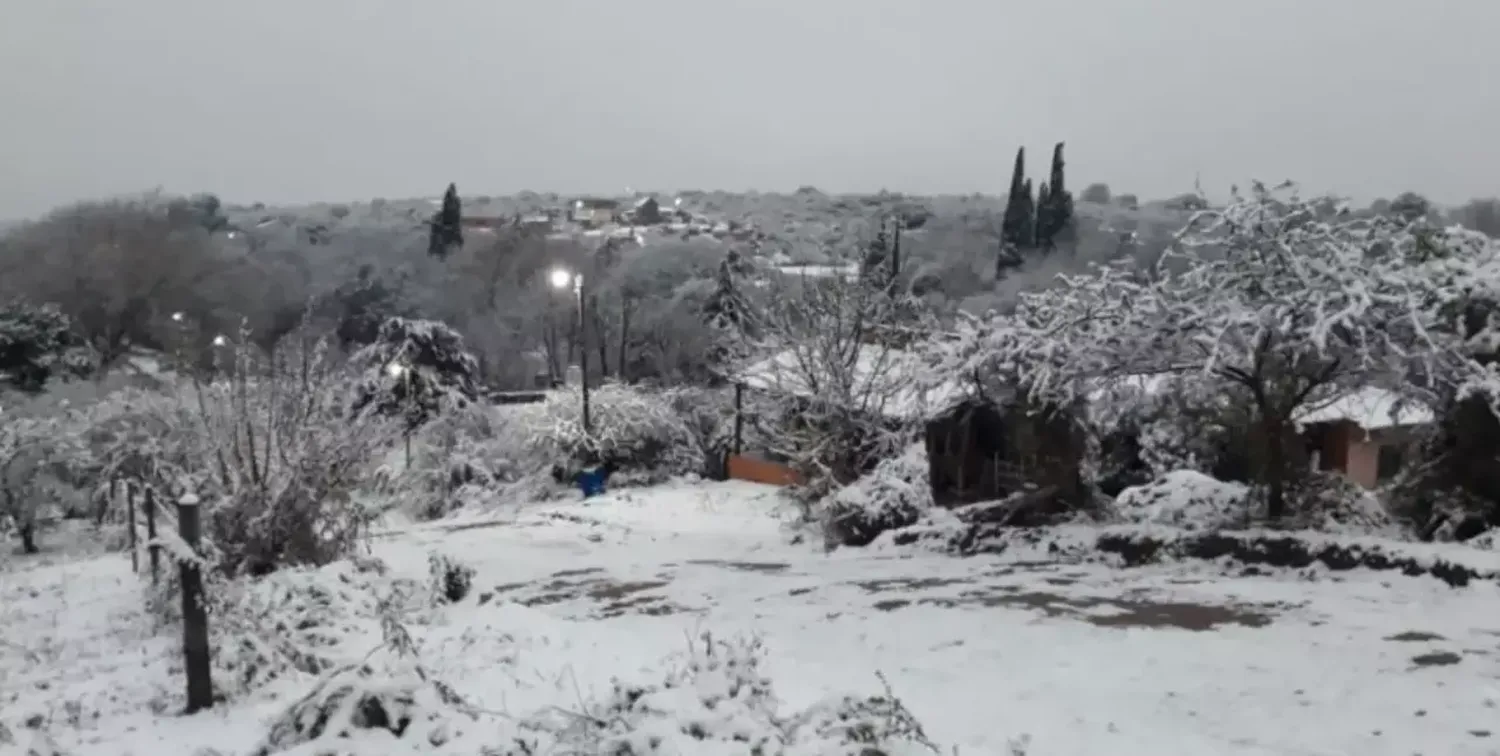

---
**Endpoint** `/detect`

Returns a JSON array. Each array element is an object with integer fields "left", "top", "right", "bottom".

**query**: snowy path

[{"left": 4, "top": 480, "right": 1500, "bottom": 755}]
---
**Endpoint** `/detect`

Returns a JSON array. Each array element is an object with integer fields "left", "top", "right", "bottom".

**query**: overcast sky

[{"left": 1, "top": 0, "right": 1496, "bottom": 220}]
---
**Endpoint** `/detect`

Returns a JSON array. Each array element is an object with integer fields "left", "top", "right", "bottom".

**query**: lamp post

[
  {"left": 549, "top": 267, "right": 591, "bottom": 435},
  {"left": 387, "top": 361, "right": 413, "bottom": 467}
]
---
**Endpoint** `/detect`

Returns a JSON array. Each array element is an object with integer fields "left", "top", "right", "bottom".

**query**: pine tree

[
  {"left": 703, "top": 249, "right": 756, "bottom": 378},
  {"left": 999, "top": 148, "right": 1031, "bottom": 276},
  {"left": 428, "top": 183, "right": 464, "bottom": 259}
]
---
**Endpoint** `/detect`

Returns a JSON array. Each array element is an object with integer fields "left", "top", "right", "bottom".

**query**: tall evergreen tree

[
  {"left": 998, "top": 148, "right": 1031, "bottom": 276},
  {"left": 703, "top": 248, "right": 756, "bottom": 378},
  {"left": 428, "top": 183, "right": 464, "bottom": 259},
  {"left": 1036, "top": 142, "right": 1075, "bottom": 251}
]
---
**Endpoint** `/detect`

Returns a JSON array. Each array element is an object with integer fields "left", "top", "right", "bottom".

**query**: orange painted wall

[{"left": 727, "top": 455, "right": 803, "bottom": 486}]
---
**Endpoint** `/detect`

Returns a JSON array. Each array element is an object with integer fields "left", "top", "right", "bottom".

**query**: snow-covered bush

[
  {"left": 1114, "top": 471, "right": 1250, "bottom": 531},
  {"left": 89, "top": 332, "right": 401, "bottom": 576},
  {"left": 0, "top": 300, "right": 94, "bottom": 393},
  {"left": 351, "top": 317, "right": 480, "bottom": 432},
  {"left": 205, "top": 556, "right": 426, "bottom": 701},
  {"left": 524, "top": 632, "right": 953, "bottom": 756},
  {"left": 1285, "top": 471, "right": 1404, "bottom": 537},
  {"left": 519, "top": 383, "right": 704, "bottom": 481},
  {"left": 0, "top": 408, "right": 91, "bottom": 553},
  {"left": 820, "top": 443, "right": 933, "bottom": 548},
  {"left": 251, "top": 656, "right": 477, "bottom": 755},
  {"left": 426, "top": 552, "right": 474, "bottom": 604},
  {"left": 397, "top": 402, "right": 527, "bottom": 519}
]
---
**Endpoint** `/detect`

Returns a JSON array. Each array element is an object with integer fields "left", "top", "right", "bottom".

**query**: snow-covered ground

[{"left": 5, "top": 480, "right": 1500, "bottom": 755}]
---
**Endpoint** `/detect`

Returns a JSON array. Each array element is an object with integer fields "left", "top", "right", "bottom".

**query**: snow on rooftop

[
  {"left": 775, "top": 263, "right": 861, "bottom": 282},
  {"left": 1295, "top": 387, "right": 1434, "bottom": 430},
  {"left": 738, "top": 344, "right": 963, "bottom": 420}
]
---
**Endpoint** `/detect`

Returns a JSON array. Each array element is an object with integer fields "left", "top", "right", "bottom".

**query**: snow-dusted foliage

[
  {"left": 519, "top": 632, "right": 952, "bottom": 756},
  {"left": 740, "top": 273, "right": 930, "bottom": 492},
  {"left": 0, "top": 301, "right": 94, "bottom": 393},
  {"left": 820, "top": 443, "right": 933, "bottom": 548},
  {"left": 518, "top": 383, "right": 704, "bottom": 479},
  {"left": 1286, "top": 471, "right": 1404, "bottom": 537},
  {"left": 396, "top": 402, "right": 527, "bottom": 519},
  {"left": 0, "top": 407, "right": 91, "bottom": 553},
  {"left": 351, "top": 317, "right": 480, "bottom": 431},
  {"left": 932, "top": 181, "right": 1500, "bottom": 520},
  {"left": 88, "top": 332, "right": 402, "bottom": 575},
  {"left": 1114, "top": 471, "right": 1251, "bottom": 531}
]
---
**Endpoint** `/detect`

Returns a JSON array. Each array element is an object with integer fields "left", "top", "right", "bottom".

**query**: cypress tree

[
  {"left": 1037, "top": 142, "right": 1074, "bottom": 251},
  {"left": 999, "top": 148, "right": 1033, "bottom": 276},
  {"left": 428, "top": 183, "right": 464, "bottom": 259},
  {"left": 1035, "top": 181, "right": 1052, "bottom": 252}
]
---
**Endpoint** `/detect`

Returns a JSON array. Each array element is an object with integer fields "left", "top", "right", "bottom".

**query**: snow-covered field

[{"left": 5, "top": 480, "right": 1500, "bottom": 755}]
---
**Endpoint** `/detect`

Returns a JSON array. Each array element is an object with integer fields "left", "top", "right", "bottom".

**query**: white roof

[
  {"left": 1295, "top": 387, "right": 1433, "bottom": 430},
  {"left": 739, "top": 345, "right": 963, "bottom": 421},
  {"left": 775, "top": 263, "right": 860, "bottom": 282}
]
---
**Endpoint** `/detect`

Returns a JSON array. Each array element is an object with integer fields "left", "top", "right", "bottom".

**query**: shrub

[
  {"left": 1286, "top": 471, "right": 1404, "bottom": 537},
  {"left": 1114, "top": 470, "right": 1250, "bottom": 531},
  {"left": 518, "top": 383, "right": 704, "bottom": 480},
  {"left": 400, "top": 402, "right": 527, "bottom": 519},
  {"left": 426, "top": 552, "right": 474, "bottom": 604},
  {"left": 820, "top": 444, "right": 933, "bottom": 548},
  {"left": 89, "top": 332, "right": 401, "bottom": 576}
]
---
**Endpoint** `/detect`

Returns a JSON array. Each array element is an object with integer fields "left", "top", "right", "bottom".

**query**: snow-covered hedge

[
  {"left": 396, "top": 402, "right": 528, "bottom": 519},
  {"left": 820, "top": 444, "right": 933, "bottom": 548},
  {"left": 1113, "top": 470, "right": 1250, "bottom": 531},
  {"left": 250, "top": 629, "right": 975, "bottom": 756},
  {"left": 518, "top": 383, "right": 705, "bottom": 481}
]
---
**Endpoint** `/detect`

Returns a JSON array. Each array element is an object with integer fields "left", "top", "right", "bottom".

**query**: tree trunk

[
  {"left": 19, "top": 522, "right": 38, "bottom": 554},
  {"left": 1262, "top": 412, "right": 1289, "bottom": 521},
  {"left": 617, "top": 300, "right": 633, "bottom": 383}
]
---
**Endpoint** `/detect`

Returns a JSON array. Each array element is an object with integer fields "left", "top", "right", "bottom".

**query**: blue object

[{"left": 577, "top": 467, "right": 609, "bottom": 499}]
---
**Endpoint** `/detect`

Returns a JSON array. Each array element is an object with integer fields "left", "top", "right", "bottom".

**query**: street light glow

[
  {"left": 386, "top": 362, "right": 408, "bottom": 378},
  {"left": 549, "top": 268, "right": 574, "bottom": 290}
]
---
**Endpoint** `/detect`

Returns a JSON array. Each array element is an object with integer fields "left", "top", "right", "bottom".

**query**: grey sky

[{"left": 2, "top": 0, "right": 1496, "bottom": 220}]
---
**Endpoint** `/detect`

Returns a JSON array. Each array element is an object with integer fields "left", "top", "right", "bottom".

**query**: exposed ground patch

[{"left": 855, "top": 575, "right": 1276, "bottom": 631}]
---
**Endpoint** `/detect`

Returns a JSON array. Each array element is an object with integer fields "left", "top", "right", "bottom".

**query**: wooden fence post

[
  {"left": 176, "top": 493, "right": 214, "bottom": 713},
  {"left": 733, "top": 382, "right": 744, "bottom": 456},
  {"left": 126, "top": 483, "right": 138, "bottom": 574},
  {"left": 145, "top": 487, "right": 160, "bottom": 584}
]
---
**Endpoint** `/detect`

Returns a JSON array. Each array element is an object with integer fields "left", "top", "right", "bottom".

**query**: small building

[
  {"left": 571, "top": 198, "right": 620, "bottom": 226},
  {"left": 1297, "top": 388, "right": 1432, "bottom": 489}
]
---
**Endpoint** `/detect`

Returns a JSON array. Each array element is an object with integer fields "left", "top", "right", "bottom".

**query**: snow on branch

[{"left": 932, "top": 182, "right": 1500, "bottom": 418}]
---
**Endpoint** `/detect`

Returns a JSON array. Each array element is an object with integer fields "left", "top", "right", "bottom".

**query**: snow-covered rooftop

[
  {"left": 774, "top": 263, "right": 860, "bottom": 283},
  {"left": 1295, "top": 387, "right": 1434, "bottom": 430},
  {"left": 738, "top": 344, "right": 963, "bottom": 420}
]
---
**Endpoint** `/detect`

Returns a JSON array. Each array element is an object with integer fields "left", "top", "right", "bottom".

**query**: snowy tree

[
  {"left": 933, "top": 182, "right": 1497, "bottom": 520},
  {"left": 88, "top": 331, "right": 402, "bottom": 575},
  {"left": 427, "top": 183, "right": 463, "bottom": 259},
  {"left": 744, "top": 274, "right": 930, "bottom": 492},
  {"left": 0, "top": 197, "right": 224, "bottom": 372},
  {"left": 701, "top": 248, "right": 758, "bottom": 378},
  {"left": 352, "top": 317, "right": 480, "bottom": 431},
  {"left": 0, "top": 409, "right": 89, "bottom": 553},
  {"left": 0, "top": 301, "right": 94, "bottom": 392}
]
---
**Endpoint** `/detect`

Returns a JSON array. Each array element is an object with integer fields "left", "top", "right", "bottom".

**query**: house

[
  {"left": 570, "top": 198, "right": 620, "bottom": 226},
  {"left": 1296, "top": 387, "right": 1432, "bottom": 489},
  {"left": 460, "top": 216, "right": 507, "bottom": 235}
]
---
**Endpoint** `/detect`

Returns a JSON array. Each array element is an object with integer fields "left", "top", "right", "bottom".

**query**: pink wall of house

[{"left": 1344, "top": 435, "right": 1382, "bottom": 489}]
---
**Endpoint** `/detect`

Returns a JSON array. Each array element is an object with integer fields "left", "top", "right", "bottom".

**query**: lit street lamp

[
  {"left": 549, "top": 267, "right": 592, "bottom": 436},
  {"left": 387, "top": 361, "right": 414, "bottom": 466}
]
